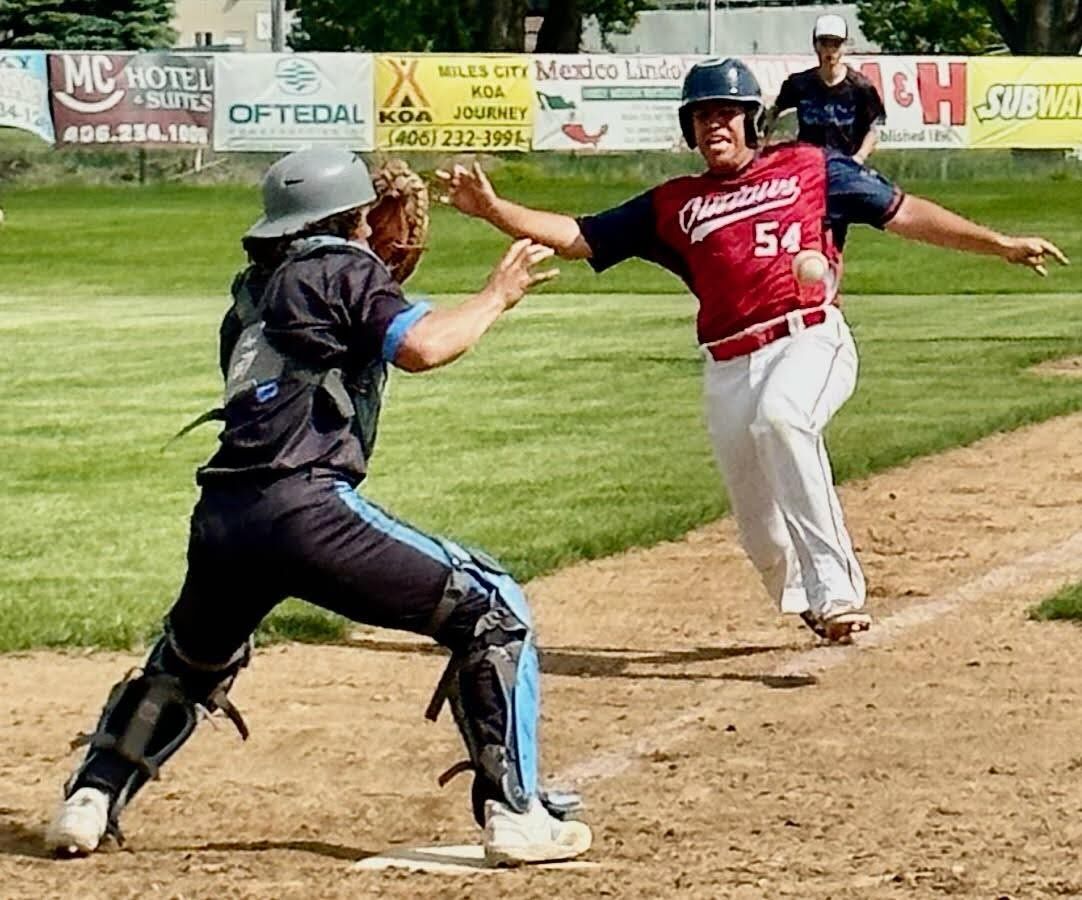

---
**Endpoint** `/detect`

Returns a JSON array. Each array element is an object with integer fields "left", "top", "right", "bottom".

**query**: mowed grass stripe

[
  {"left": 2, "top": 291, "right": 1082, "bottom": 650},
  {"left": 1, "top": 179, "right": 1079, "bottom": 298}
]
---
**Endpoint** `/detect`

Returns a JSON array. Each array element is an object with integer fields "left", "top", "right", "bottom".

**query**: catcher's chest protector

[{"left": 223, "top": 239, "right": 389, "bottom": 459}]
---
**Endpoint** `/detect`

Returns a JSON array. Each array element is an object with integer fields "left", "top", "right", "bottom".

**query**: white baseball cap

[{"left": 813, "top": 14, "right": 848, "bottom": 40}]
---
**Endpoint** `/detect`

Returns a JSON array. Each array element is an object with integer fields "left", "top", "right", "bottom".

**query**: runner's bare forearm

[{"left": 483, "top": 198, "right": 593, "bottom": 259}]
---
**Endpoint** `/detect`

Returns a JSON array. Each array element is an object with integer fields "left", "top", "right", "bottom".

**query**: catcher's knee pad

[
  {"left": 67, "top": 627, "right": 251, "bottom": 834},
  {"left": 425, "top": 541, "right": 543, "bottom": 825}
]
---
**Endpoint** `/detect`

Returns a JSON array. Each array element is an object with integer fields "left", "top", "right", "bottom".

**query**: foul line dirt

[
  {"left": 530, "top": 407, "right": 1082, "bottom": 792},
  {"left": 557, "top": 527, "right": 1082, "bottom": 786}
]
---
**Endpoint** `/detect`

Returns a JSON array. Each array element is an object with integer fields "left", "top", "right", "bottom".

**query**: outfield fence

[{"left": 2, "top": 50, "right": 1081, "bottom": 156}]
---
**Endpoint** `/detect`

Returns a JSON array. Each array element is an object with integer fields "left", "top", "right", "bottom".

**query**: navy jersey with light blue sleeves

[
  {"left": 259, "top": 245, "right": 428, "bottom": 368},
  {"left": 201, "top": 245, "right": 430, "bottom": 485}
]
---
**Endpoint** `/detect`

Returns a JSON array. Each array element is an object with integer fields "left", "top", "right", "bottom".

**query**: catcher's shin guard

[
  {"left": 64, "top": 629, "right": 251, "bottom": 839},
  {"left": 426, "top": 543, "right": 578, "bottom": 826}
]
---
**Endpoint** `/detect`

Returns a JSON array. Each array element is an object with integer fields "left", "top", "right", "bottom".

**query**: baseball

[{"left": 792, "top": 249, "right": 829, "bottom": 285}]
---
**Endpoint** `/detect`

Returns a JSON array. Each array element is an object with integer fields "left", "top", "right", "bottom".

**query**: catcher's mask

[
  {"left": 679, "top": 58, "right": 764, "bottom": 150},
  {"left": 245, "top": 148, "right": 377, "bottom": 240}
]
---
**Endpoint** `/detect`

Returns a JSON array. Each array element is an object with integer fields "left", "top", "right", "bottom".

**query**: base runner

[{"left": 439, "top": 58, "right": 1068, "bottom": 643}]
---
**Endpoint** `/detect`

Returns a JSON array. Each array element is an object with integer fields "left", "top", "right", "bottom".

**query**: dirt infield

[{"left": 3, "top": 412, "right": 1082, "bottom": 899}]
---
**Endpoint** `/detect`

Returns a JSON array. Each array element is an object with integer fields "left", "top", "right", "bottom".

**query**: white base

[{"left": 352, "top": 843, "right": 599, "bottom": 874}]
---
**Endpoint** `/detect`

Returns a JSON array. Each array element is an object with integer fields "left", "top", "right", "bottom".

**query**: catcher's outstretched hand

[
  {"left": 435, "top": 162, "right": 498, "bottom": 219},
  {"left": 1001, "top": 236, "right": 1070, "bottom": 277},
  {"left": 486, "top": 238, "right": 558, "bottom": 310}
]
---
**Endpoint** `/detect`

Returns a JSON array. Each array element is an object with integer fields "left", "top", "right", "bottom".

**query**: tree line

[{"left": 0, "top": 0, "right": 1078, "bottom": 56}]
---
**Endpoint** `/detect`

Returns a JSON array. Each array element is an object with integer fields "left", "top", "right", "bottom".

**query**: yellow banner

[
  {"left": 968, "top": 57, "right": 1082, "bottom": 148},
  {"left": 376, "top": 54, "right": 533, "bottom": 152}
]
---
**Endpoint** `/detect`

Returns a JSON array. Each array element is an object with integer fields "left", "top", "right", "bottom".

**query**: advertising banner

[
  {"left": 968, "top": 57, "right": 1082, "bottom": 148},
  {"left": 530, "top": 55, "right": 970, "bottom": 152},
  {"left": 532, "top": 54, "right": 699, "bottom": 151},
  {"left": 849, "top": 55, "right": 969, "bottom": 149},
  {"left": 49, "top": 52, "right": 212, "bottom": 147},
  {"left": 214, "top": 53, "right": 374, "bottom": 151},
  {"left": 376, "top": 54, "right": 533, "bottom": 151},
  {"left": 743, "top": 55, "right": 813, "bottom": 104},
  {"left": 0, "top": 51, "right": 54, "bottom": 143},
  {"left": 745, "top": 55, "right": 969, "bottom": 150}
]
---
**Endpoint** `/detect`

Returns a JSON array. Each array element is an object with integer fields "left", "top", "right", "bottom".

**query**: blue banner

[{"left": 0, "top": 50, "right": 54, "bottom": 143}]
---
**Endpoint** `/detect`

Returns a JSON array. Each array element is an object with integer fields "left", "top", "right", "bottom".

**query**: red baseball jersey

[{"left": 579, "top": 144, "right": 902, "bottom": 345}]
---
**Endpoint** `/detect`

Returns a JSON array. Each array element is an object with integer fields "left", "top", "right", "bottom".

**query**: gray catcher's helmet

[{"left": 245, "top": 147, "right": 377, "bottom": 240}]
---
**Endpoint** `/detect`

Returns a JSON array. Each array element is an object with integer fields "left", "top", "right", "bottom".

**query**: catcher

[{"left": 46, "top": 148, "right": 592, "bottom": 866}]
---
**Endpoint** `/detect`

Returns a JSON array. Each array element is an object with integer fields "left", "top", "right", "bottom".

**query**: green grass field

[
  {"left": 1031, "top": 583, "right": 1082, "bottom": 622},
  {"left": 1, "top": 174, "right": 1080, "bottom": 649},
  {"left": 2, "top": 176, "right": 1079, "bottom": 298}
]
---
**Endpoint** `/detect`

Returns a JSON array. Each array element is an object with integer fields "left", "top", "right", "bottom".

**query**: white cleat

[
  {"left": 483, "top": 797, "right": 592, "bottom": 867},
  {"left": 45, "top": 787, "right": 110, "bottom": 857}
]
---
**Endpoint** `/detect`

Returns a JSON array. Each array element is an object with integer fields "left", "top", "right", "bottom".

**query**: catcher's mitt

[{"left": 368, "top": 159, "right": 430, "bottom": 283}]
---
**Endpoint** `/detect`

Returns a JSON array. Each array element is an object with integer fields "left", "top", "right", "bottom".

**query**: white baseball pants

[{"left": 703, "top": 306, "right": 865, "bottom": 616}]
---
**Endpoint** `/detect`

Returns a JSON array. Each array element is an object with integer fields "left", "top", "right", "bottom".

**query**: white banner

[
  {"left": 848, "top": 55, "right": 969, "bottom": 149},
  {"left": 747, "top": 54, "right": 969, "bottom": 150},
  {"left": 0, "top": 50, "right": 54, "bottom": 143},
  {"left": 743, "top": 55, "right": 812, "bottom": 105},
  {"left": 531, "top": 54, "right": 970, "bottom": 152},
  {"left": 531, "top": 54, "right": 700, "bottom": 151},
  {"left": 214, "top": 53, "right": 374, "bottom": 152}
]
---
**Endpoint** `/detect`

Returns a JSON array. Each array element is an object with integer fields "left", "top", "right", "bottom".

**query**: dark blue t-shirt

[{"left": 774, "top": 67, "right": 886, "bottom": 157}]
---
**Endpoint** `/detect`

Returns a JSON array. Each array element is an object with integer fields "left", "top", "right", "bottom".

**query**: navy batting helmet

[{"left": 679, "top": 57, "right": 764, "bottom": 149}]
